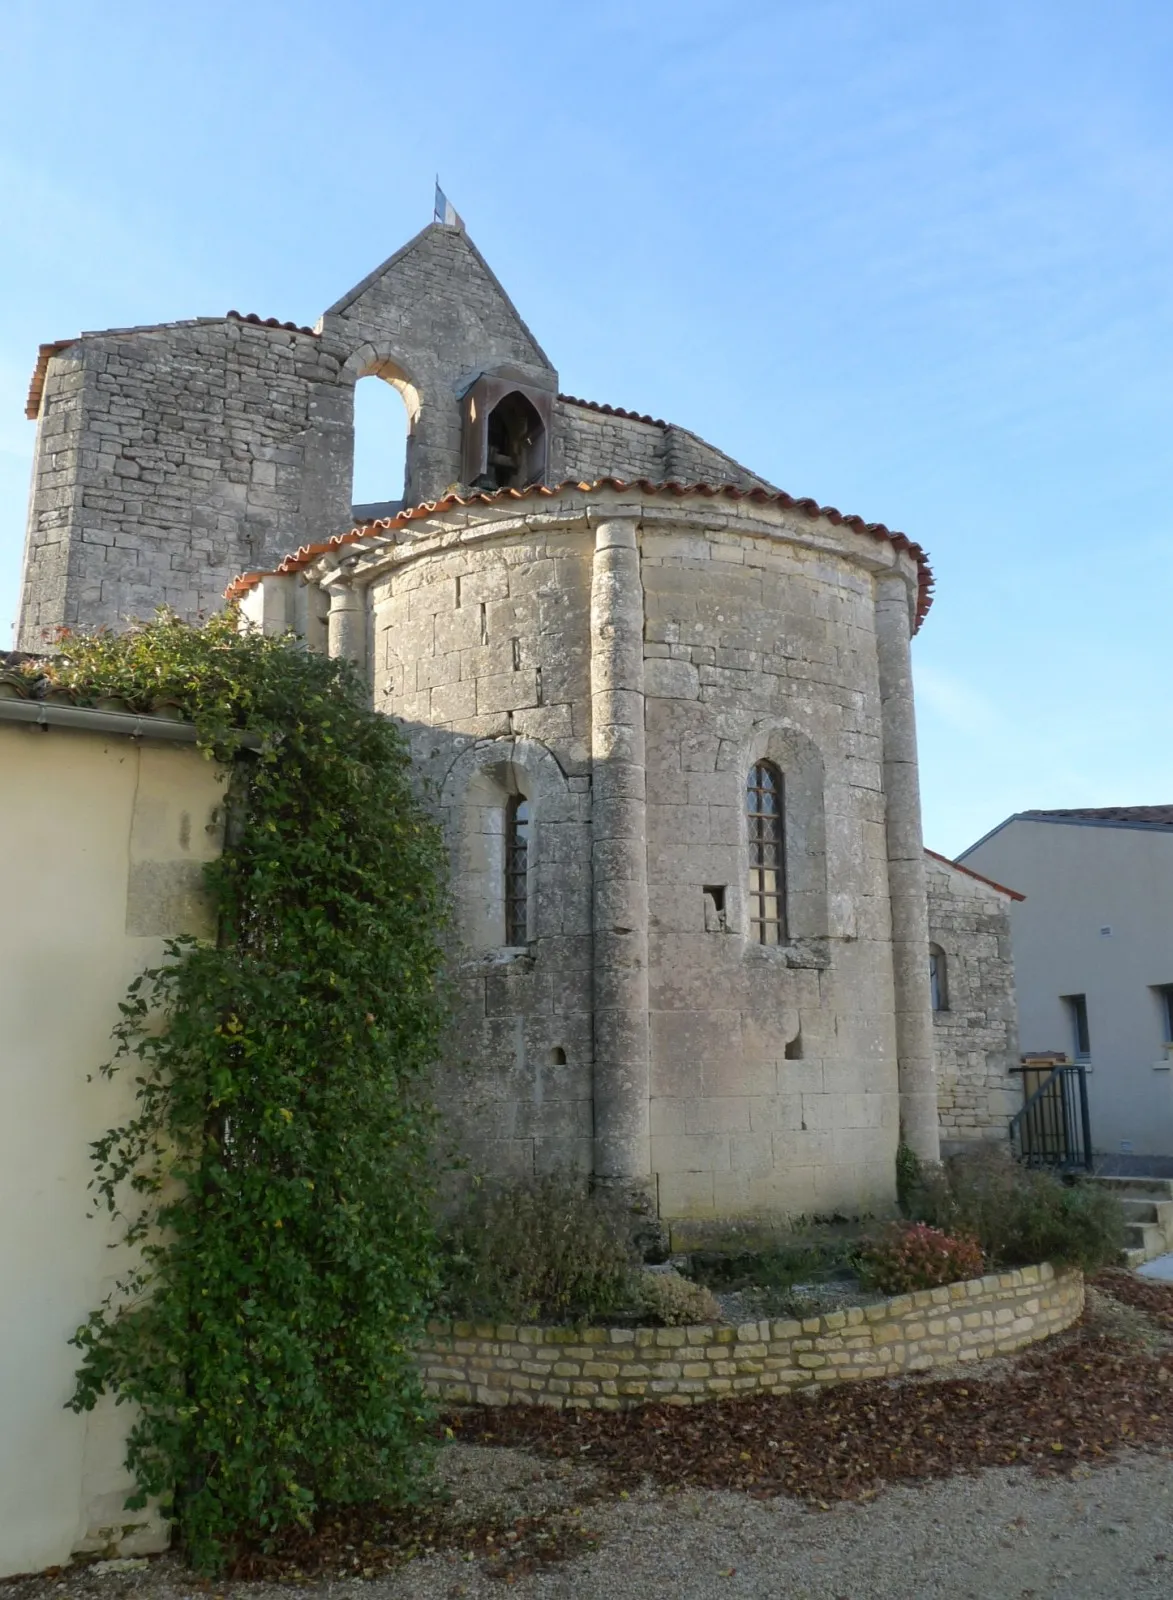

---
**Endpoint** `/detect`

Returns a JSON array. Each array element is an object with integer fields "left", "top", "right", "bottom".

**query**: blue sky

[{"left": 2, "top": 0, "right": 1171, "bottom": 856}]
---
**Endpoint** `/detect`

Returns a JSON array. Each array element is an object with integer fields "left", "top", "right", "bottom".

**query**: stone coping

[{"left": 418, "top": 1263, "right": 1083, "bottom": 1410}]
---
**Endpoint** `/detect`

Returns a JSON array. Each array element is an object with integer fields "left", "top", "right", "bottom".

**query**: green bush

[
  {"left": 45, "top": 614, "right": 449, "bottom": 1573},
  {"left": 911, "top": 1146, "right": 1124, "bottom": 1273},
  {"left": 635, "top": 1270, "right": 722, "bottom": 1326},
  {"left": 437, "top": 1176, "right": 635, "bottom": 1323},
  {"left": 858, "top": 1222, "right": 984, "bottom": 1294}
]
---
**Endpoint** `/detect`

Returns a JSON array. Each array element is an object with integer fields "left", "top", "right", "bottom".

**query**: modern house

[{"left": 960, "top": 807, "right": 1173, "bottom": 1161}]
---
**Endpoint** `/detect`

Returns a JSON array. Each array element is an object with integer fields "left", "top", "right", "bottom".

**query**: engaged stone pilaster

[
  {"left": 326, "top": 578, "right": 365, "bottom": 667},
  {"left": 875, "top": 573, "right": 940, "bottom": 1165},
  {"left": 590, "top": 514, "right": 652, "bottom": 1186}
]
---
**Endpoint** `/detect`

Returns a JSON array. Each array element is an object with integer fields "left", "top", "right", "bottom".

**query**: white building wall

[
  {"left": 0, "top": 721, "right": 223, "bottom": 1577},
  {"left": 961, "top": 818, "right": 1173, "bottom": 1158}
]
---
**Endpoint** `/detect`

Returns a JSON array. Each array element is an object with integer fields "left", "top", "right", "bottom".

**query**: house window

[
  {"left": 1155, "top": 984, "right": 1173, "bottom": 1046},
  {"left": 505, "top": 795, "right": 530, "bottom": 945},
  {"left": 929, "top": 944, "right": 948, "bottom": 1012},
  {"left": 746, "top": 761, "right": 785, "bottom": 944},
  {"left": 1062, "top": 993, "right": 1091, "bottom": 1061}
]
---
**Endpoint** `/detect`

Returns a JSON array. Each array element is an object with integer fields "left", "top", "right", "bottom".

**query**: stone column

[
  {"left": 326, "top": 577, "right": 365, "bottom": 667},
  {"left": 875, "top": 572, "right": 940, "bottom": 1165},
  {"left": 590, "top": 514, "right": 652, "bottom": 1186}
]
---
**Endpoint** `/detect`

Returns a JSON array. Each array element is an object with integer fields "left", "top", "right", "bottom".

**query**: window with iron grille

[
  {"left": 746, "top": 761, "right": 786, "bottom": 944},
  {"left": 505, "top": 795, "right": 530, "bottom": 945}
]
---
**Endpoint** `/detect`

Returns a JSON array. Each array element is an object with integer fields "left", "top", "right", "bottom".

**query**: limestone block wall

[
  {"left": 368, "top": 527, "right": 597, "bottom": 1179},
  {"left": 641, "top": 524, "right": 900, "bottom": 1221},
  {"left": 269, "top": 485, "right": 930, "bottom": 1223},
  {"left": 19, "top": 318, "right": 350, "bottom": 649},
  {"left": 551, "top": 404, "right": 774, "bottom": 493},
  {"left": 321, "top": 225, "right": 557, "bottom": 508},
  {"left": 19, "top": 223, "right": 788, "bottom": 652},
  {"left": 926, "top": 853, "right": 1022, "bottom": 1147},
  {"left": 416, "top": 1263, "right": 1083, "bottom": 1409}
]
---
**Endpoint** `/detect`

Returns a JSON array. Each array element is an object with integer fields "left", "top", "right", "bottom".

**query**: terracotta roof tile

[
  {"left": 226, "top": 311, "right": 319, "bottom": 336},
  {"left": 924, "top": 847, "right": 1025, "bottom": 900},
  {"left": 557, "top": 394, "right": 668, "bottom": 428},
  {"left": 225, "top": 477, "right": 934, "bottom": 630},
  {"left": 25, "top": 340, "right": 78, "bottom": 418}
]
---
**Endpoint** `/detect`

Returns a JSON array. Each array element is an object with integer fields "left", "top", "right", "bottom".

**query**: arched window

[
  {"left": 352, "top": 373, "right": 410, "bottom": 516},
  {"left": 505, "top": 795, "right": 530, "bottom": 945},
  {"left": 484, "top": 391, "right": 546, "bottom": 489},
  {"left": 929, "top": 944, "right": 948, "bottom": 1012},
  {"left": 461, "top": 373, "right": 552, "bottom": 490},
  {"left": 746, "top": 761, "right": 786, "bottom": 944}
]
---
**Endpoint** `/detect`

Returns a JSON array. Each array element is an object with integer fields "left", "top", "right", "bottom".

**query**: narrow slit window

[
  {"left": 929, "top": 945, "right": 948, "bottom": 1012},
  {"left": 1157, "top": 984, "right": 1173, "bottom": 1046},
  {"left": 505, "top": 795, "right": 529, "bottom": 945},
  {"left": 746, "top": 761, "right": 786, "bottom": 944},
  {"left": 1061, "top": 993, "right": 1091, "bottom": 1061}
]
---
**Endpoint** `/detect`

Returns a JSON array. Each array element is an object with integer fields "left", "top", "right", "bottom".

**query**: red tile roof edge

[
  {"left": 224, "top": 478, "right": 935, "bottom": 630},
  {"left": 25, "top": 340, "right": 79, "bottom": 418},
  {"left": 558, "top": 394, "right": 668, "bottom": 428},
  {"left": 924, "top": 847, "right": 1025, "bottom": 901},
  {"left": 225, "top": 311, "right": 319, "bottom": 336}
]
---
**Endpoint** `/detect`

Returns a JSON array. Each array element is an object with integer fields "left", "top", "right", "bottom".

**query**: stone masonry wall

[
  {"left": 19, "top": 319, "right": 349, "bottom": 648},
  {"left": 19, "top": 224, "right": 781, "bottom": 649},
  {"left": 925, "top": 854, "right": 1022, "bottom": 1148},
  {"left": 368, "top": 527, "right": 597, "bottom": 1181},
  {"left": 641, "top": 521, "right": 901, "bottom": 1221},
  {"left": 417, "top": 1264, "right": 1082, "bottom": 1409}
]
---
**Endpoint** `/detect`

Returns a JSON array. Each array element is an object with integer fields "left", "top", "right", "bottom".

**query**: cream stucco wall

[{"left": 0, "top": 720, "right": 223, "bottom": 1578}]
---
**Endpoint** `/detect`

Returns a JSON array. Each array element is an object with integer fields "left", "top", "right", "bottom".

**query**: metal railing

[{"left": 1008, "top": 1063, "right": 1093, "bottom": 1173}]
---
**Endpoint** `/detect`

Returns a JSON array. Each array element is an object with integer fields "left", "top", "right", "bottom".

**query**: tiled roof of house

[
  {"left": 1018, "top": 806, "right": 1173, "bottom": 830},
  {"left": 924, "top": 847, "right": 1025, "bottom": 900},
  {"left": 224, "top": 477, "right": 934, "bottom": 629},
  {"left": 0, "top": 652, "right": 187, "bottom": 716}
]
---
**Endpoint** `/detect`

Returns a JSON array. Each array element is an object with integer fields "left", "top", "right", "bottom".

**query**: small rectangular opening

[
  {"left": 1155, "top": 983, "right": 1173, "bottom": 1046},
  {"left": 703, "top": 885, "right": 727, "bottom": 933},
  {"left": 1061, "top": 993, "right": 1091, "bottom": 1061}
]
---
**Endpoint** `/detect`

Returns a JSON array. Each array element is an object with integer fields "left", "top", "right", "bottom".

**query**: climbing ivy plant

[{"left": 36, "top": 613, "right": 448, "bottom": 1573}]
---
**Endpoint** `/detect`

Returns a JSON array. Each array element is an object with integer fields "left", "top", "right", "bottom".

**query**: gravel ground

[
  {"left": 8, "top": 1447, "right": 1173, "bottom": 1600},
  {"left": 10, "top": 1285, "right": 1172, "bottom": 1600}
]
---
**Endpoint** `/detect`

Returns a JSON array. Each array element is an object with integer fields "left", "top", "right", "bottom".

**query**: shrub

[
  {"left": 52, "top": 614, "right": 449, "bottom": 1573},
  {"left": 910, "top": 1146, "right": 1124, "bottom": 1273},
  {"left": 636, "top": 1270, "right": 722, "bottom": 1326},
  {"left": 437, "top": 1176, "right": 635, "bottom": 1323},
  {"left": 858, "top": 1223, "right": 985, "bottom": 1294}
]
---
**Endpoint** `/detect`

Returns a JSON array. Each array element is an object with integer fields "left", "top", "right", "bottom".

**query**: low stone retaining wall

[{"left": 418, "top": 1263, "right": 1083, "bottom": 1409}]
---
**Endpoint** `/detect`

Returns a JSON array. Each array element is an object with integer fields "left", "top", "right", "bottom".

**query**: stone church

[{"left": 17, "top": 220, "right": 1022, "bottom": 1226}]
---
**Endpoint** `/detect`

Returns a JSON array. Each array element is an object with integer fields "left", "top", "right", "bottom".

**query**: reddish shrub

[{"left": 859, "top": 1222, "right": 984, "bottom": 1294}]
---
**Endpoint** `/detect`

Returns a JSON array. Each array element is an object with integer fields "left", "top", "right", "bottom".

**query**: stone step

[
  {"left": 1119, "top": 1197, "right": 1173, "bottom": 1227},
  {"left": 1123, "top": 1221, "right": 1168, "bottom": 1255},
  {"left": 1122, "top": 1246, "right": 1149, "bottom": 1269},
  {"left": 1092, "top": 1175, "right": 1173, "bottom": 1201}
]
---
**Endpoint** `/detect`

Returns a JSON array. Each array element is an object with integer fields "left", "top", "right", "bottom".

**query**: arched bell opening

[{"left": 462, "top": 373, "right": 553, "bottom": 492}]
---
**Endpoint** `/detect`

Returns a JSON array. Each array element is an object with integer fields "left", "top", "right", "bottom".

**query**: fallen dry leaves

[
  {"left": 226, "top": 1274, "right": 1173, "bottom": 1584},
  {"left": 452, "top": 1288, "right": 1173, "bottom": 1506}
]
